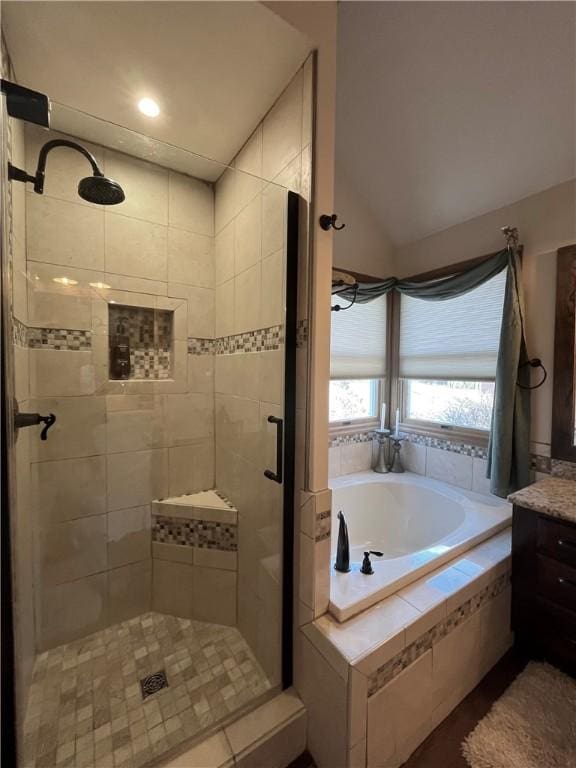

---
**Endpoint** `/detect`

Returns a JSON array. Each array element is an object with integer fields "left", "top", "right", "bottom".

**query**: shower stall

[{"left": 1, "top": 38, "right": 313, "bottom": 767}]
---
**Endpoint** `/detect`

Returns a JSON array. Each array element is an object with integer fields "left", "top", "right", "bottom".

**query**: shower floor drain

[{"left": 140, "top": 670, "right": 169, "bottom": 699}]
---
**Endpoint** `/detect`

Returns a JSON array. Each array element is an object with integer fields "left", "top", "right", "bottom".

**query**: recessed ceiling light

[
  {"left": 89, "top": 281, "right": 111, "bottom": 290},
  {"left": 138, "top": 97, "right": 160, "bottom": 118},
  {"left": 53, "top": 276, "right": 78, "bottom": 286}
]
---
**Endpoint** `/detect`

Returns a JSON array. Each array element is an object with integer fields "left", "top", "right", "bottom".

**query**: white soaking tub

[{"left": 329, "top": 471, "right": 511, "bottom": 621}]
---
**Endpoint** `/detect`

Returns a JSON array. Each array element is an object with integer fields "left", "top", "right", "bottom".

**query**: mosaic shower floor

[{"left": 22, "top": 612, "right": 272, "bottom": 768}]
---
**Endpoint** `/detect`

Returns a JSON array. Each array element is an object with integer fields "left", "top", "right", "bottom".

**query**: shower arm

[{"left": 8, "top": 139, "right": 103, "bottom": 194}]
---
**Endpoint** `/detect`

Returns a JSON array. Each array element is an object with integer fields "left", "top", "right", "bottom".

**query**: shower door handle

[{"left": 264, "top": 415, "right": 283, "bottom": 484}]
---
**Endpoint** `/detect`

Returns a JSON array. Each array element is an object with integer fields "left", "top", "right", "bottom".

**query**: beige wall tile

[
  {"left": 273, "top": 154, "right": 302, "bottom": 195},
  {"left": 215, "top": 279, "right": 235, "bottom": 338},
  {"left": 165, "top": 393, "right": 214, "bottom": 446},
  {"left": 261, "top": 249, "right": 284, "bottom": 328},
  {"left": 152, "top": 541, "right": 193, "bottom": 565},
  {"left": 40, "top": 573, "right": 108, "bottom": 650},
  {"left": 472, "top": 457, "right": 491, "bottom": 495},
  {"left": 108, "top": 559, "right": 152, "bottom": 624},
  {"left": 32, "top": 455, "right": 106, "bottom": 524},
  {"left": 104, "top": 151, "right": 168, "bottom": 225},
  {"left": 188, "top": 356, "right": 214, "bottom": 394},
  {"left": 14, "top": 344, "right": 29, "bottom": 403},
  {"left": 30, "top": 349, "right": 95, "bottom": 397},
  {"left": 168, "top": 442, "right": 215, "bottom": 497},
  {"left": 103, "top": 272, "right": 167, "bottom": 297},
  {"left": 215, "top": 353, "right": 261, "bottom": 399},
  {"left": 215, "top": 221, "right": 235, "bottom": 286},
  {"left": 30, "top": 396, "right": 106, "bottom": 461},
  {"left": 41, "top": 514, "right": 107, "bottom": 585},
  {"left": 214, "top": 168, "right": 237, "bottom": 235},
  {"left": 340, "top": 442, "right": 373, "bottom": 476},
  {"left": 329, "top": 446, "right": 342, "bottom": 479},
  {"left": 106, "top": 394, "right": 166, "bottom": 453},
  {"left": 108, "top": 505, "right": 151, "bottom": 568},
  {"left": 215, "top": 394, "right": 260, "bottom": 466},
  {"left": 302, "top": 55, "right": 314, "bottom": 149},
  {"left": 168, "top": 172, "right": 213, "bottom": 236},
  {"left": 167, "top": 228, "right": 213, "bottom": 288},
  {"left": 153, "top": 559, "right": 194, "bottom": 618},
  {"left": 431, "top": 611, "right": 481, "bottom": 708},
  {"left": 191, "top": 566, "right": 236, "bottom": 625},
  {"left": 262, "top": 183, "right": 286, "bottom": 260},
  {"left": 235, "top": 126, "right": 263, "bottom": 211},
  {"left": 402, "top": 442, "right": 426, "bottom": 475},
  {"left": 27, "top": 194, "right": 105, "bottom": 271},
  {"left": 106, "top": 448, "right": 168, "bottom": 511},
  {"left": 193, "top": 548, "right": 237, "bottom": 571},
  {"left": 262, "top": 70, "right": 303, "bottom": 182},
  {"left": 163, "top": 731, "right": 233, "bottom": 768},
  {"left": 234, "top": 264, "right": 261, "bottom": 334},
  {"left": 168, "top": 283, "right": 214, "bottom": 338},
  {"left": 426, "top": 447, "right": 473, "bottom": 491},
  {"left": 234, "top": 196, "right": 262, "bottom": 275},
  {"left": 105, "top": 213, "right": 167, "bottom": 281},
  {"left": 28, "top": 261, "right": 97, "bottom": 330},
  {"left": 259, "top": 350, "right": 283, "bottom": 406}
]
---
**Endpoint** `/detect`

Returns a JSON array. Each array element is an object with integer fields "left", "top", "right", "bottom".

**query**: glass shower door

[{"left": 1, "top": 98, "right": 301, "bottom": 767}]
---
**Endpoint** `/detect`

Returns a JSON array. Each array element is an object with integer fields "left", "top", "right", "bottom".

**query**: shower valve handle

[{"left": 14, "top": 410, "right": 56, "bottom": 440}]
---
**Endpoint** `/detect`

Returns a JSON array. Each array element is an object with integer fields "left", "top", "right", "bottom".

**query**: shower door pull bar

[{"left": 264, "top": 415, "right": 283, "bottom": 484}]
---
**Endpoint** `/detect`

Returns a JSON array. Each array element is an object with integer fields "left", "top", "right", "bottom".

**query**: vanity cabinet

[{"left": 512, "top": 504, "right": 576, "bottom": 676}]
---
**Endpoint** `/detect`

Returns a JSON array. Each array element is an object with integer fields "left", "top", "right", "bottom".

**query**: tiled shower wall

[
  {"left": 2, "top": 38, "right": 37, "bottom": 722},
  {"left": 214, "top": 56, "right": 313, "bottom": 685},
  {"left": 21, "top": 123, "right": 216, "bottom": 651}
]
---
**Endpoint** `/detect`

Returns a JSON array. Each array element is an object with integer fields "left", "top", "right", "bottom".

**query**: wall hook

[{"left": 319, "top": 213, "right": 346, "bottom": 231}]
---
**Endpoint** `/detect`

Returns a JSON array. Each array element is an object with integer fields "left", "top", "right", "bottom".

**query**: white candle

[
  {"left": 395, "top": 408, "right": 400, "bottom": 437},
  {"left": 380, "top": 403, "right": 386, "bottom": 431}
]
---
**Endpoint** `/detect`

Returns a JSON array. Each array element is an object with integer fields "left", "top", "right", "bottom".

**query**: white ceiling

[
  {"left": 2, "top": 1, "right": 310, "bottom": 180},
  {"left": 336, "top": 1, "right": 576, "bottom": 246}
]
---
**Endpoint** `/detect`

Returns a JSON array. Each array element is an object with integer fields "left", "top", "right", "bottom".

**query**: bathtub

[{"left": 329, "top": 471, "right": 511, "bottom": 621}]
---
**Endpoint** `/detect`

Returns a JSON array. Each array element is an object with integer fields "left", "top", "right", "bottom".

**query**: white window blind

[
  {"left": 330, "top": 294, "right": 387, "bottom": 378},
  {"left": 399, "top": 270, "right": 506, "bottom": 380}
]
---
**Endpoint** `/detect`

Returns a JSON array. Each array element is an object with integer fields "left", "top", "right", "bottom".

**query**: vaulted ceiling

[
  {"left": 336, "top": 1, "right": 576, "bottom": 246},
  {"left": 2, "top": 1, "right": 310, "bottom": 179}
]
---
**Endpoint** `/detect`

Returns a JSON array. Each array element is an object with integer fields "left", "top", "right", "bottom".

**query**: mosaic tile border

[
  {"left": 531, "top": 453, "right": 552, "bottom": 474},
  {"left": 12, "top": 317, "right": 28, "bottom": 347},
  {"left": 403, "top": 432, "right": 488, "bottom": 459},
  {"left": 188, "top": 325, "right": 285, "bottom": 356},
  {"left": 152, "top": 516, "right": 238, "bottom": 552},
  {"left": 367, "top": 571, "right": 511, "bottom": 697},
  {"left": 315, "top": 510, "right": 331, "bottom": 543},
  {"left": 330, "top": 431, "right": 375, "bottom": 448},
  {"left": 28, "top": 327, "right": 93, "bottom": 351},
  {"left": 551, "top": 458, "right": 576, "bottom": 480},
  {"left": 296, "top": 319, "right": 308, "bottom": 349}
]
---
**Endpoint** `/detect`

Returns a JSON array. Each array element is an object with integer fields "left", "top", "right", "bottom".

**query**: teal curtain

[{"left": 335, "top": 248, "right": 530, "bottom": 497}]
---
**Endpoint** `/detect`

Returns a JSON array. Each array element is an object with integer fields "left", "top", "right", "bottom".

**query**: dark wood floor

[
  {"left": 288, "top": 648, "right": 530, "bottom": 768},
  {"left": 402, "top": 648, "right": 530, "bottom": 768}
]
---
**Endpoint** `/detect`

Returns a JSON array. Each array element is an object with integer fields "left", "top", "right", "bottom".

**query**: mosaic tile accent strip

[
  {"left": 315, "top": 510, "right": 331, "bottom": 543},
  {"left": 531, "top": 453, "right": 552, "bottom": 474},
  {"left": 330, "top": 431, "right": 375, "bottom": 448},
  {"left": 188, "top": 337, "right": 215, "bottom": 356},
  {"left": 28, "top": 327, "right": 93, "bottom": 351},
  {"left": 403, "top": 432, "right": 488, "bottom": 459},
  {"left": 367, "top": 571, "right": 511, "bottom": 697},
  {"left": 152, "top": 516, "right": 238, "bottom": 552},
  {"left": 109, "top": 305, "right": 172, "bottom": 379},
  {"left": 12, "top": 317, "right": 28, "bottom": 347},
  {"left": 22, "top": 612, "right": 271, "bottom": 768},
  {"left": 551, "top": 459, "right": 576, "bottom": 480},
  {"left": 187, "top": 325, "right": 285, "bottom": 357}
]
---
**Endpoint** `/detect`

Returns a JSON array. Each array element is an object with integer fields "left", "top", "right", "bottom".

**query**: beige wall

[
  {"left": 394, "top": 179, "right": 576, "bottom": 452},
  {"left": 333, "top": 164, "right": 394, "bottom": 279},
  {"left": 23, "top": 124, "right": 217, "bottom": 650}
]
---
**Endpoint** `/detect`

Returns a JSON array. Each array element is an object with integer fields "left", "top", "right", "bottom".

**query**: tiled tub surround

[
  {"left": 22, "top": 612, "right": 271, "bottom": 768},
  {"left": 329, "top": 472, "right": 511, "bottom": 621},
  {"left": 151, "top": 491, "right": 238, "bottom": 627},
  {"left": 300, "top": 530, "right": 513, "bottom": 768}
]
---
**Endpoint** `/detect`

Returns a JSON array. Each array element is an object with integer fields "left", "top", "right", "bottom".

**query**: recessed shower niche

[{"left": 108, "top": 304, "right": 173, "bottom": 380}]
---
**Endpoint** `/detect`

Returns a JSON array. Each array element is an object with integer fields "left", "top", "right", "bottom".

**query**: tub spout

[{"left": 334, "top": 511, "right": 351, "bottom": 573}]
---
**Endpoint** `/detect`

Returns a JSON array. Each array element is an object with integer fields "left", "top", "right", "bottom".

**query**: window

[
  {"left": 329, "top": 379, "right": 379, "bottom": 423},
  {"left": 330, "top": 294, "right": 387, "bottom": 425},
  {"left": 399, "top": 270, "right": 506, "bottom": 431}
]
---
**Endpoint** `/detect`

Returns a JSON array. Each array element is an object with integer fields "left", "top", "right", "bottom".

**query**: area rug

[{"left": 462, "top": 661, "right": 576, "bottom": 768}]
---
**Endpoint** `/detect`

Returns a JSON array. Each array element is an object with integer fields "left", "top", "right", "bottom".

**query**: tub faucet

[{"left": 334, "top": 511, "right": 351, "bottom": 573}]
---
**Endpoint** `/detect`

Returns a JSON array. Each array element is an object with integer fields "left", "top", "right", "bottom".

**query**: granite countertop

[{"left": 508, "top": 477, "right": 576, "bottom": 524}]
